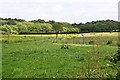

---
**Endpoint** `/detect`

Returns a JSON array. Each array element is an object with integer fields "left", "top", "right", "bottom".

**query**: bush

[
  {"left": 2, "top": 39, "right": 8, "bottom": 43},
  {"left": 116, "top": 72, "right": 120, "bottom": 80},
  {"left": 104, "top": 55, "right": 112, "bottom": 61},
  {"left": 109, "top": 50, "right": 120, "bottom": 79},
  {"left": 48, "top": 37, "right": 51, "bottom": 39},
  {"left": 89, "top": 40, "right": 94, "bottom": 44},
  {"left": 77, "top": 57, "right": 84, "bottom": 61},
  {"left": 61, "top": 44, "right": 69, "bottom": 49},
  {"left": 117, "top": 42, "right": 120, "bottom": 47},
  {"left": 106, "top": 40, "right": 112, "bottom": 45},
  {"left": 105, "top": 49, "right": 120, "bottom": 63},
  {"left": 72, "top": 36, "right": 76, "bottom": 38},
  {"left": 52, "top": 40, "right": 56, "bottom": 43},
  {"left": 111, "top": 49, "right": 120, "bottom": 63}
]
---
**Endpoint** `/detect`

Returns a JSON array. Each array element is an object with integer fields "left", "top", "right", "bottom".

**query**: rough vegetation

[
  {"left": 1, "top": 33, "right": 119, "bottom": 78},
  {"left": 1, "top": 17, "right": 120, "bottom": 79}
]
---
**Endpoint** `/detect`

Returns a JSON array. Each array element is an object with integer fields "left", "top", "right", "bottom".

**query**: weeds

[
  {"left": 61, "top": 43, "right": 69, "bottom": 49},
  {"left": 106, "top": 40, "right": 112, "bottom": 45},
  {"left": 89, "top": 40, "right": 94, "bottom": 45},
  {"left": 2, "top": 34, "right": 118, "bottom": 78}
]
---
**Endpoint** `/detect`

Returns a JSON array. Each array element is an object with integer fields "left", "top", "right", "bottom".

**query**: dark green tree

[{"left": 52, "top": 22, "right": 63, "bottom": 43}]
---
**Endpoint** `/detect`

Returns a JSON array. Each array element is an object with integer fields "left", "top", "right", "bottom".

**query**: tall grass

[{"left": 2, "top": 33, "right": 118, "bottom": 78}]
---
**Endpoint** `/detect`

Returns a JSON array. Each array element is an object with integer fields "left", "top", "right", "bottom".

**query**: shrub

[
  {"left": 104, "top": 49, "right": 120, "bottom": 64},
  {"left": 108, "top": 50, "right": 120, "bottom": 79},
  {"left": 3, "top": 39, "right": 8, "bottom": 43},
  {"left": 116, "top": 72, "right": 120, "bottom": 80},
  {"left": 48, "top": 37, "right": 50, "bottom": 39},
  {"left": 61, "top": 44, "right": 69, "bottom": 49},
  {"left": 106, "top": 40, "right": 112, "bottom": 45},
  {"left": 73, "top": 36, "right": 76, "bottom": 38},
  {"left": 117, "top": 42, "right": 120, "bottom": 47},
  {"left": 61, "top": 44, "right": 64, "bottom": 49},
  {"left": 104, "top": 55, "right": 112, "bottom": 61},
  {"left": 110, "top": 49, "right": 120, "bottom": 63},
  {"left": 89, "top": 40, "right": 94, "bottom": 44},
  {"left": 77, "top": 57, "right": 84, "bottom": 61},
  {"left": 52, "top": 40, "right": 56, "bottom": 43}
]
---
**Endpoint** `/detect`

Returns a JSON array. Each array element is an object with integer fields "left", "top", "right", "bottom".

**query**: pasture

[{"left": 1, "top": 32, "right": 119, "bottom": 78}]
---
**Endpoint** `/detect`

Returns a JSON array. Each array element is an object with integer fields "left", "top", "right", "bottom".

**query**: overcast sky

[{"left": 0, "top": 0, "right": 119, "bottom": 23}]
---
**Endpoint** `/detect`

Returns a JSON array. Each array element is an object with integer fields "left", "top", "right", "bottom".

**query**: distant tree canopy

[{"left": 0, "top": 18, "right": 119, "bottom": 34}]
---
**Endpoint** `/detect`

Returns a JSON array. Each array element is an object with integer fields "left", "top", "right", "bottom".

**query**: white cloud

[
  {"left": 0, "top": 0, "right": 119, "bottom": 23},
  {"left": 53, "top": 5, "right": 63, "bottom": 13}
]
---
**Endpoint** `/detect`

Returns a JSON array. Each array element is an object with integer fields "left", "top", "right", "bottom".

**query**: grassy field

[{"left": 2, "top": 32, "right": 119, "bottom": 78}]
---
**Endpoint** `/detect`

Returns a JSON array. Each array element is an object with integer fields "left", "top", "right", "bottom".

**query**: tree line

[{"left": 0, "top": 18, "right": 119, "bottom": 34}]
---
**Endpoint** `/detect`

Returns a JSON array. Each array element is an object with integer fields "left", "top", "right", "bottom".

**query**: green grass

[
  {"left": 2, "top": 34, "right": 118, "bottom": 78},
  {"left": 67, "top": 35, "right": 118, "bottom": 46}
]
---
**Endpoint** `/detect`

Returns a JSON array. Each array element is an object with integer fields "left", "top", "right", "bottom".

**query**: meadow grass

[{"left": 2, "top": 33, "right": 119, "bottom": 78}]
